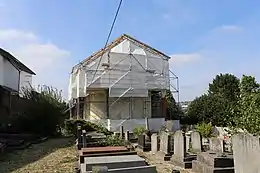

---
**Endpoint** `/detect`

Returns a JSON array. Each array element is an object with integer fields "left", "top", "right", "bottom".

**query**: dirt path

[
  {"left": 137, "top": 151, "right": 194, "bottom": 173},
  {"left": 0, "top": 138, "right": 77, "bottom": 173}
]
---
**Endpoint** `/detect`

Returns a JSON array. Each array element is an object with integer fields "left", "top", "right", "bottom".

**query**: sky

[{"left": 0, "top": 0, "right": 260, "bottom": 101}]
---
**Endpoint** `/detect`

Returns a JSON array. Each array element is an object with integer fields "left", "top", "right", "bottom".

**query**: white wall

[
  {"left": 19, "top": 71, "right": 32, "bottom": 91},
  {"left": 0, "top": 55, "right": 4, "bottom": 86},
  {"left": 3, "top": 57, "right": 19, "bottom": 91}
]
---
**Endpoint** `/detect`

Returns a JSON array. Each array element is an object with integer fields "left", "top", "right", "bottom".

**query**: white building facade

[
  {"left": 0, "top": 48, "right": 35, "bottom": 93},
  {"left": 69, "top": 34, "right": 180, "bottom": 132}
]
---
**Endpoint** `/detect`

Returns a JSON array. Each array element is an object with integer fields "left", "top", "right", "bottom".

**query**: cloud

[
  {"left": 217, "top": 25, "right": 243, "bottom": 32},
  {"left": 169, "top": 53, "right": 202, "bottom": 66},
  {"left": 0, "top": 29, "right": 71, "bottom": 95}
]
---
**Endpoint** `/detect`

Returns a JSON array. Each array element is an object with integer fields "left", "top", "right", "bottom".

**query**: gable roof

[
  {"left": 72, "top": 34, "right": 171, "bottom": 73},
  {"left": 0, "top": 48, "right": 36, "bottom": 75}
]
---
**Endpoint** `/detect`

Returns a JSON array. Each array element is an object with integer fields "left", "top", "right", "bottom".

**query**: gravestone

[
  {"left": 160, "top": 132, "right": 170, "bottom": 154},
  {"left": 158, "top": 131, "right": 172, "bottom": 160},
  {"left": 151, "top": 133, "right": 159, "bottom": 154},
  {"left": 191, "top": 131, "right": 202, "bottom": 152},
  {"left": 192, "top": 151, "right": 234, "bottom": 173},
  {"left": 125, "top": 131, "right": 130, "bottom": 141},
  {"left": 120, "top": 126, "right": 124, "bottom": 139},
  {"left": 232, "top": 133, "right": 260, "bottom": 173},
  {"left": 82, "top": 130, "right": 87, "bottom": 148},
  {"left": 186, "top": 134, "right": 191, "bottom": 152},
  {"left": 77, "top": 125, "right": 83, "bottom": 150},
  {"left": 209, "top": 138, "right": 224, "bottom": 153},
  {"left": 171, "top": 130, "right": 197, "bottom": 169}
]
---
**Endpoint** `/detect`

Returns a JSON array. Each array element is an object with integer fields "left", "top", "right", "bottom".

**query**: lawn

[{"left": 0, "top": 137, "right": 77, "bottom": 173}]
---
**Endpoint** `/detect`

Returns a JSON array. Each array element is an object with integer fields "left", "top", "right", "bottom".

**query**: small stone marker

[
  {"left": 92, "top": 166, "right": 108, "bottom": 173},
  {"left": 191, "top": 131, "right": 202, "bottom": 152},
  {"left": 151, "top": 133, "right": 159, "bottom": 154},
  {"left": 209, "top": 138, "right": 224, "bottom": 153},
  {"left": 125, "top": 130, "right": 130, "bottom": 141}
]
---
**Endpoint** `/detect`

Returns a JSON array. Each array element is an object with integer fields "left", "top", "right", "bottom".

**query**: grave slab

[
  {"left": 86, "top": 165, "right": 157, "bottom": 173},
  {"left": 84, "top": 155, "right": 147, "bottom": 171},
  {"left": 80, "top": 146, "right": 128, "bottom": 155}
]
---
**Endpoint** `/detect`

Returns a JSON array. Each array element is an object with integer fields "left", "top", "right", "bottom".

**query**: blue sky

[{"left": 1, "top": 0, "right": 260, "bottom": 101}]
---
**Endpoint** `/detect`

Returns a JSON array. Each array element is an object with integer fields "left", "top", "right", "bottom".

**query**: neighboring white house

[
  {"left": 68, "top": 34, "right": 180, "bottom": 132},
  {"left": 0, "top": 48, "right": 36, "bottom": 94}
]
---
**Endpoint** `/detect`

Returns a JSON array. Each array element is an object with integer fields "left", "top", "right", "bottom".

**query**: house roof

[
  {"left": 72, "top": 34, "right": 171, "bottom": 73},
  {"left": 0, "top": 48, "right": 36, "bottom": 75}
]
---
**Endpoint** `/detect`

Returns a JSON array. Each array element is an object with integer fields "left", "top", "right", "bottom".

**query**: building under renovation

[{"left": 68, "top": 34, "right": 179, "bottom": 131}]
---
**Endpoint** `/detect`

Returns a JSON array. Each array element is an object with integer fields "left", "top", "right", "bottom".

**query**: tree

[
  {"left": 186, "top": 94, "right": 232, "bottom": 126},
  {"left": 208, "top": 73, "right": 240, "bottom": 101},
  {"left": 234, "top": 75, "right": 260, "bottom": 135},
  {"left": 240, "top": 75, "right": 260, "bottom": 94},
  {"left": 165, "top": 90, "right": 183, "bottom": 120}
]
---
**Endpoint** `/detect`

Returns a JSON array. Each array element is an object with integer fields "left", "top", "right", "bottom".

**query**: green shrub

[
  {"left": 16, "top": 85, "right": 68, "bottom": 136},
  {"left": 98, "top": 135, "right": 127, "bottom": 146},
  {"left": 196, "top": 122, "right": 213, "bottom": 138},
  {"left": 133, "top": 126, "right": 148, "bottom": 137},
  {"left": 64, "top": 119, "right": 113, "bottom": 136}
]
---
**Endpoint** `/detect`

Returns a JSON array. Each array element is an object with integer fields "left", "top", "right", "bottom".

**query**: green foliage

[
  {"left": 208, "top": 73, "right": 240, "bottom": 102},
  {"left": 196, "top": 122, "right": 213, "bottom": 138},
  {"left": 98, "top": 135, "right": 127, "bottom": 146},
  {"left": 233, "top": 76, "right": 260, "bottom": 135},
  {"left": 14, "top": 85, "right": 68, "bottom": 136},
  {"left": 133, "top": 126, "right": 148, "bottom": 137},
  {"left": 186, "top": 73, "right": 240, "bottom": 127},
  {"left": 64, "top": 119, "right": 113, "bottom": 136},
  {"left": 165, "top": 90, "right": 183, "bottom": 120}
]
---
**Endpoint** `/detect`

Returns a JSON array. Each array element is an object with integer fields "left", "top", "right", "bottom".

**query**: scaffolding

[{"left": 68, "top": 35, "right": 179, "bottom": 120}]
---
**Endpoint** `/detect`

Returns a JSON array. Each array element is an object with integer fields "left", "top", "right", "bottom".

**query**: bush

[
  {"left": 133, "top": 126, "right": 148, "bottom": 137},
  {"left": 64, "top": 119, "right": 113, "bottom": 136},
  {"left": 14, "top": 86, "right": 68, "bottom": 136},
  {"left": 196, "top": 122, "right": 213, "bottom": 138},
  {"left": 98, "top": 135, "right": 127, "bottom": 146}
]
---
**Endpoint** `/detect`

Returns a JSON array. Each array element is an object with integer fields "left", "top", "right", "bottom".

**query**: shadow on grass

[{"left": 0, "top": 137, "right": 76, "bottom": 173}]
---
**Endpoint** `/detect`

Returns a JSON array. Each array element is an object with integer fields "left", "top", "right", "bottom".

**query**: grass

[{"left": 0, "top": 137, "right": 77, "bottom": 173}]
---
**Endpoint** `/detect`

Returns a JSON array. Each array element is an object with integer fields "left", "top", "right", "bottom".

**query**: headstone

[
  {"left": 125, "top": 130, "right": 130, "bottom": 141},
  {"left": 77, "top": 125, "right": 83, "bottom": 150},
  {"left": 209, "top": 138, "right": 224, "bottom": 153},
  {"left": 120, "top": 126, "right": 124, "bottom": 139},
  {"left": 82, "top": 130, "right": 87, "bottom": 148},
  {"left": 174, "top": 130, "right": 186, "bottom": 158},
  {"left": 151, "top": 133, "right": 159, "bottom": 154},
  {"left": 232, "top": 133, "right": 260, "bottom": 173},
  {"left": 186, "top": 134, "right": 191, "bottom": 152},
  {"left": 92, "top": 166, "right": 108, "bottom": 173},
  {"left": 138, "top": 135, "right": 145, "bottom": 148},
  {"left": 160, "top": 131, "right": 170, "bottom": 154},
  {"left": 145, "top": 117, "right": 149, "bottom": 130},
  {"left": 191, "top": 131, "right": 202, "bottom": 152}
]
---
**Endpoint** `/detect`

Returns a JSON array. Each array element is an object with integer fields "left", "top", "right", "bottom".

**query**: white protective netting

[{"left": 68, "top": 39, "right": 170, "bottom": 100}]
